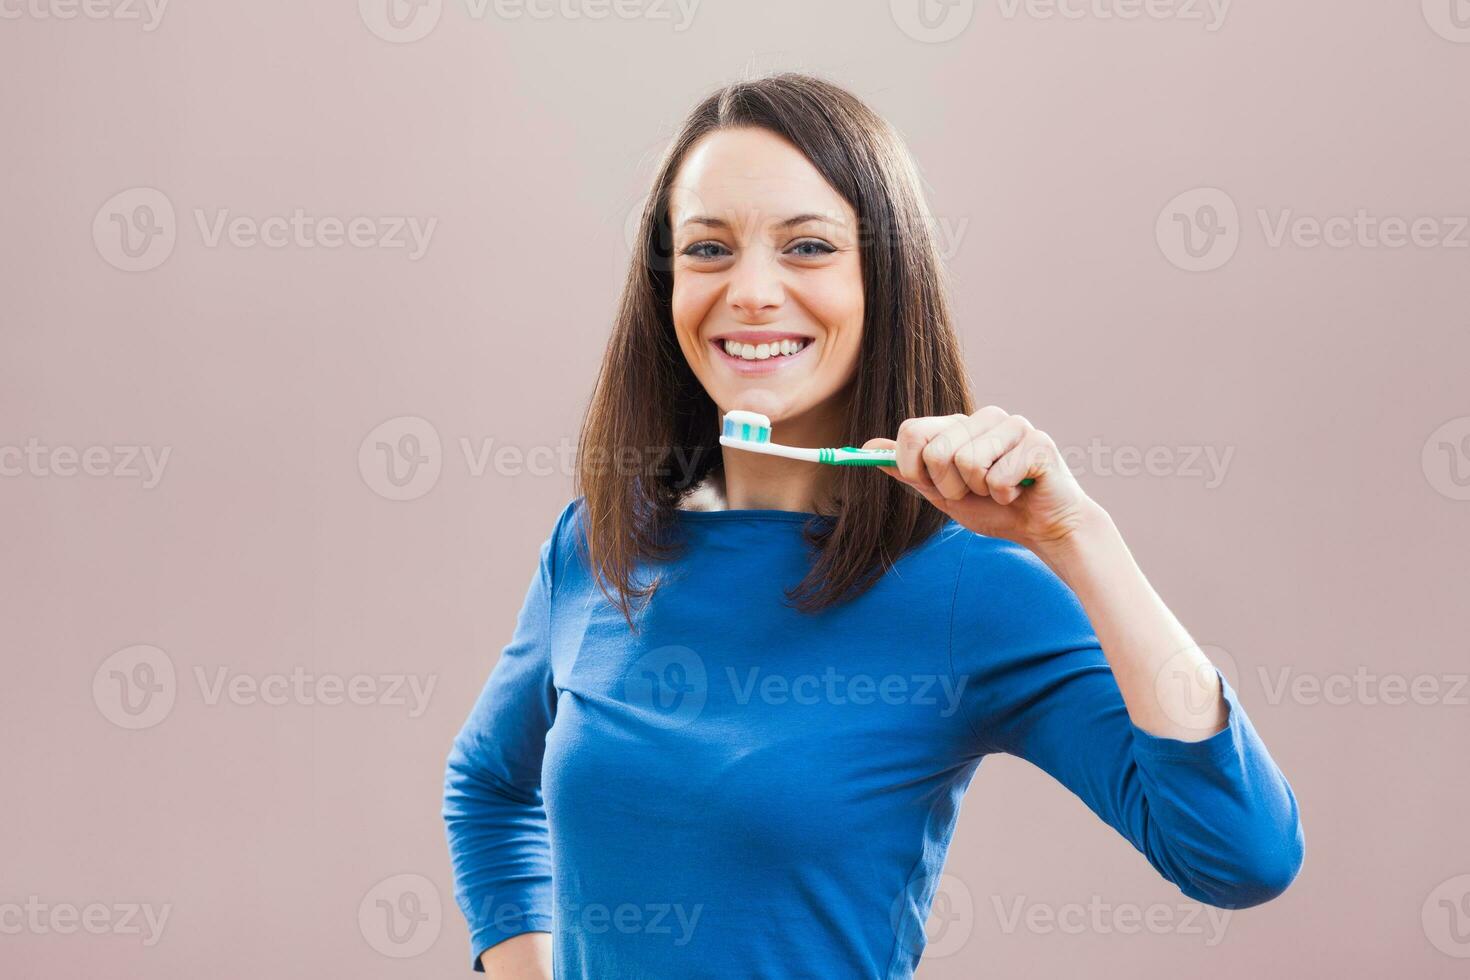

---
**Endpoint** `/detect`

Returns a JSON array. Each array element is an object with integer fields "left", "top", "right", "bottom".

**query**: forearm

[
  {"left": 479, "top": 930, "right": 553, "bottom": 979},
  {"left": 1029, "top": 504, "right": 1228, "bottom": 742}
]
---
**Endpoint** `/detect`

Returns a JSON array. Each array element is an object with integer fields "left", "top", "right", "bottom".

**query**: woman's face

[{"left": 668, "top": 126, "right": 864, "bottom": 430}]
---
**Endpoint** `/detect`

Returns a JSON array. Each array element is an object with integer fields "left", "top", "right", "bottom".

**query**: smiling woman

[
  {"left": 578, "top": 75, "right": 974, "bottom": 626},
  {"left": 443, "top": 71, "right": 1304, "bottom": 980}
]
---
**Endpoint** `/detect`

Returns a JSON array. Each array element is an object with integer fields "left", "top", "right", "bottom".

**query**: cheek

[
  {"left": 809, "top": 274, "right": 864, "bottom": 355},
  {"left": 671, "top": 274, "right": 716, "bottom": 329},
  {"left": 812, "top": 275, "right": 864, "bottom": 386},
  {"left": 806, "top": 257, "right": 863, "bottom": 321}
]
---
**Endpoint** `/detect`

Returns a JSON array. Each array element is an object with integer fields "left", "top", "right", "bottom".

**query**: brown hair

[{"left": 574, "top": 71, "right": 974, "bottom": 629}]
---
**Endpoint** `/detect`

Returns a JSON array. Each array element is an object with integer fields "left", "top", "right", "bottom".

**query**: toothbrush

[{"left": 718, "top": 410, "right": 1035, "bottom": 484}]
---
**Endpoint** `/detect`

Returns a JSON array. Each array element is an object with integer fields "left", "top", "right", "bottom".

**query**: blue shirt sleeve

[
  {"left": 442, "top": 513, "right": 564, "bottom": 970},
  {"left": 948, "top": 532, "right": 1305, "bottom": 909}
]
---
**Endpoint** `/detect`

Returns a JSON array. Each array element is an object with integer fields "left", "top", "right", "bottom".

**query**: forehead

[{"left": 669, "top": 127, "right": 852, "bottom": 224}]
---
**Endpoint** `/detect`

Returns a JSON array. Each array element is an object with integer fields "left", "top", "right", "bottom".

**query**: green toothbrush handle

[
  {"left": 827, "top": 446, "right": 896, "bottom": 467},
  {"left": 831, "top": 447, "right": 1036, "bottom": 485}
]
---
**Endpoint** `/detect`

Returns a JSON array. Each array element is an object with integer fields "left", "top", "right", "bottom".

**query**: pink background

[{"left": 4, "top": 2, "right": 1469, "bottom": 977}]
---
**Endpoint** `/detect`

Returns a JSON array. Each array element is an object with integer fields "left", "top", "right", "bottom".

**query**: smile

[{"left": 708, "top": 332, "right": 814, "bottom": 374}]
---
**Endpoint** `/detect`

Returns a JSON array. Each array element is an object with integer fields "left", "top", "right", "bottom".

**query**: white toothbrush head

[{"left": 720, "top": 410, "right": 772, "bottom": 446}]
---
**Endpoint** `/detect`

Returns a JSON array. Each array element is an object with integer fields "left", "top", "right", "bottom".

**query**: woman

[{"left": 443, "top": 72, "right": 1304, "bottom": 979}]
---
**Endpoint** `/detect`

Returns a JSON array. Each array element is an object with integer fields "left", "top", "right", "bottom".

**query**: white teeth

[{"left": 721, "top": 338, "right": 809, "bottom": 361}]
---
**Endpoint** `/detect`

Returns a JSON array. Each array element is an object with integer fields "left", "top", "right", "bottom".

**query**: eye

[
  {"left": 680, "top": 240, "right": 730, "bottom": 260},
  {"left": 787, "top": 238, "right": 836, "bottom": 258}
]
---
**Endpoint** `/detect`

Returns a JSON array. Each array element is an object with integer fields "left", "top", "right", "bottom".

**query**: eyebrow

[{"left": 678, "top": 212, "right": 842, "bottom": 231}]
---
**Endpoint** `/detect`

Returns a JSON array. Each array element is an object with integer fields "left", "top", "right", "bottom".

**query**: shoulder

[
  {"left": 951, "top": 522, "right": 1061, "bottom": 588},
  {"left": 945, "top": 521, "right": 1092, "bottom": 638},
  {"left": 527, "top": 497, "right": 589, "bottom": 589}
]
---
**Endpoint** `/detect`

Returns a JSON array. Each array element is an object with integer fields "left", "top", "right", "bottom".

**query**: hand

[{"left": 863, "top": 406, "right": 1104, "bottom": 552}]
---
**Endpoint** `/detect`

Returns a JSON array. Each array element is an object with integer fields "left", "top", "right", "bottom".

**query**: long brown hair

[{"left": 575, "top": 71, "right": 974, "bottom": 629}]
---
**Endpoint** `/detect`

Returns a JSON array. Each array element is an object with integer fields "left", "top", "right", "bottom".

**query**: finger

[
  {"left": 860, "top": 437, "right": 905, "bottom": 479},
  {"left": 953, "top": 414, "right": 1031, "bottom": 497},
  {"left": 928, "top": 407, "right": 1011, "bottom": 500},
  {"left": 894, "top": 415, "right": 967, "bottom": 491},
  {"left": 987, "top": 429, "right": 1052, "bottom": 504}
]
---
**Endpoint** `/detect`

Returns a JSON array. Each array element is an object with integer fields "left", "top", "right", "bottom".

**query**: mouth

[{"left": 708, "top": 331, "right": 815, "bottom": 374}]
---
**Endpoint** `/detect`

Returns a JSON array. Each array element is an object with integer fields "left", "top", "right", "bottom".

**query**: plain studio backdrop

[{"left": 3, "top": 2, "right": 1468, "bottom": 977}]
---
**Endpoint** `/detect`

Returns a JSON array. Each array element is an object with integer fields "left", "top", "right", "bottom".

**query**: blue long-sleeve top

[{"left": 443, "top": 499, "right": 1304, "bottom": 978}]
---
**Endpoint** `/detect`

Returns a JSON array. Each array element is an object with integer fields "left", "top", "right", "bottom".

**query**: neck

[
  {"left": 711, "top": 398, "right": 848, "bottom": 514},
  {"left": 714, "top": 454, "right": 836, "bottom": 514}
]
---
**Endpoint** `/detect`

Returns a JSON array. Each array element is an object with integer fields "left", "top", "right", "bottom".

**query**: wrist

[{"left": 1027, "top": 500, "right": 1121, "bottom": 581}]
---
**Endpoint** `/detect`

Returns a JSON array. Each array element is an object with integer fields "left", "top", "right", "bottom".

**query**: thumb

[
  {"left": 860, "top": 437, "right": 901, "bottom": 479},
  {"left": 860, "top": 437, "right": 935, "bottom": 501}
]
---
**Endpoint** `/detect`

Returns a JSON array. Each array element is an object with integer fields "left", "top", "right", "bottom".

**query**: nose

[{"left": 725, "top": 250, "right": 784, "bottom": 320}]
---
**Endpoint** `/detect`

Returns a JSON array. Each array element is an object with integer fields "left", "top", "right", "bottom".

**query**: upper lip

[{"left": 709, "top": 330, "right": 815, "bottom": 345}]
